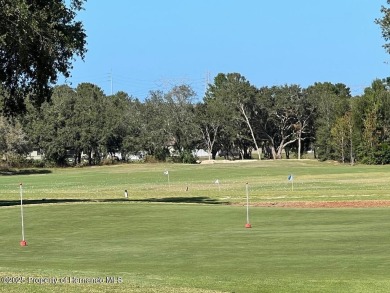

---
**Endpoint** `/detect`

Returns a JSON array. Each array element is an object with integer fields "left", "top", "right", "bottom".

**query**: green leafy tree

[
  {"left": 100, "top": 92, "right": 125, "bottom": 159},
  {"left": 140, "top": 85, "right": 199, "bottom": 162},
  {"left": 164, "top": 85, "right": 199, "bottom": 157},
  {"left": 306, "top": 82, "right": 351, "bottom": 160},
  {"left": 30, "top": 83, "right": 107, "bottom": 166},
  {"left": 331, "top": 114, "right": 351, "bottom": 163},
  {"left": 194, "top": 102, "right": 222, "bottom": 160},
  {"left": 0, "top": 0, "right": 87, "bottom": 115},
  {"left": 272, "top": 85, "right": 303, "bottom": 159},
  {"left": 104, "top": 92, "right": 143, "bottom": 160},
  {"left": 376, "top": 0, "right": 390, "bottom": 54},
  {"left": 33, "top": 85, "right": 78, "bottom": 165},
  {"left": 254, "top": 86, "right": 278, "bottom": 159},
  {"left": 74, "top": 83, "right": 106, "bottom": 165},
  {"left": 206, "top": 73, "right": 261, "bottom": 159},
  {"left": 141, "top": 90, "right": 172, "bottom": 159},
  {"left": 256, "top": 85, "right": 315, "bottom": 159},
  {"left": 0, "top": 116, "right": 31, "bottom": 166},
  {"left": 354, "top": 79, "right": 390, "bottom": 164}
]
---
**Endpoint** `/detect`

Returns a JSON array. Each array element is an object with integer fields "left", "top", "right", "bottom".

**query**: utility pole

[
  {"left": 205, "top": 71, "right": 210, "bottom": 93},
  {"left": 110, "top": 70, "right": 113, "bottom": 95}
]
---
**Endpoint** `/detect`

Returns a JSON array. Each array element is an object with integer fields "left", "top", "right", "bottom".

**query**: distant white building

[
  {"left": 193, "top": 149, "right": 209, "bottom": 158},
  {"left": 26, "top": 149, "right": 44, "bottom": 160}
]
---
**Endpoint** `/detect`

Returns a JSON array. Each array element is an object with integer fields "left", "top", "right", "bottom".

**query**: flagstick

[
  {"left": 163, "top": 170, "right": 171, "bottom": 189},
  {"left": 245, "top": 183, "right": 252, "bottom": 228},
  {"left": 288, "top": 174, "right": 294, "bottom": 192},
  {"left": 291, "top": 175, "right": 294, "bottom": 191},
  {"left": 215, "top": 179, "right": 220, "bottom": 192},
  {"left": 20, "top": 183, "right": 27, "bottom": 246}
]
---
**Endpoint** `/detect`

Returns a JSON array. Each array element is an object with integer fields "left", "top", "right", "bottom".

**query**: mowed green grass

[
  {"left": 1, "top": 160, "right": 390, "bottom": 292},
  {"left": 1, "top": 159, "right": 390, "bottom": 203},
  {"left": 1, "top": 204, "right": 390, "bottom": 292}
]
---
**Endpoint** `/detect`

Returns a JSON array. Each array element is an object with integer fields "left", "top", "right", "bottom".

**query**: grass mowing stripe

[
  {"left": 1, "top": 203, "right": 390, "bottom": 292},
  {"left": 2, "top": 160, "right": 390, "bottom": 202}
]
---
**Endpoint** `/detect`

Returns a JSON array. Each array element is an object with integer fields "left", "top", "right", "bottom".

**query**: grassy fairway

[
  {"left": 1, "top": 204, "right": 390, "bottom": 292},
  {"left": 1, "top": 160, "right": 390, "bottom": 292},
  {"left": 1, "top": 160, "right": 390, "bottom": 203}
]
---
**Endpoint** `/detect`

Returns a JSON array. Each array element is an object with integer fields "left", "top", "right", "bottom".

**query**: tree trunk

[
  {"left": 297, "top": 130, "right": 302, "bottom": 160},
  {"left": 239, "top": 103, "right": 261, "bottom": 160},
  {"left": 276, "top": 138, "right": 287, "bottom": 159},
  {"left": 207, "top": 146, "right": 212, "bottom": 161},
  {"left": 285, "top": 147, "right": 290, "bottom": 159},
  {"left": 201, "top": 125, "right": 218, "bottom": 162},
  {"left": 88, "top": 150, "right": 92, "bottom": 165},
  {"left": 349, "top": 127, "right": 354, "bottom": 165},
  {"left": 270, "top": 145, "right": 277, "bottom": 159},
  {"left": 212, "top": 149, "right": 217, "bottom": 160},
  {"left": 350, "top": 141, "right": 354, "bottom": 165}
]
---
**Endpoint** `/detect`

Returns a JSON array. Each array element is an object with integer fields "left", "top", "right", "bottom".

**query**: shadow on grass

[
  {"left": 0, "top": 169, "right": 52, "bottom": 176},
  {"left": 0, "top": 197, "right": 228, "bottom": 207},
  {"left": 0, "top": 198, "right": 131, "bottom": 207},
  {"left": 129, "top": 196, "right": 228, "bottom": 205}
]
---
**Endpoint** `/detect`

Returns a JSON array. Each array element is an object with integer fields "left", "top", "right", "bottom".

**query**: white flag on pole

[
  {"left": 215, "top": 179, "right": 221, "bottom": 191},
  {"left": 288, "top": 174, "right": 294, "bottom": 191},
  {"left": 164, "top": 170, "right": 170, "bottom": 188}
]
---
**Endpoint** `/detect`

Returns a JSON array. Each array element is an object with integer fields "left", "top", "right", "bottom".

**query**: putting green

[{"left": 1, "top": 202, "right": 390, "bottom": 292}]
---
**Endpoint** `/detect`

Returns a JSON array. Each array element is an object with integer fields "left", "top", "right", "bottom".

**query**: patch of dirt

[
  {"left": 232, "top": 200, "right": 390, "bottom": 208},
  {"left": 200, "top": 159, "right": 257, "bottom": 164}
]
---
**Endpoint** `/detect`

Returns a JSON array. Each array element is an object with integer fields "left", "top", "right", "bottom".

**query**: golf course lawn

[
  {"left": 1, "top": 160, "right": 390, "bottom": 292},
  {"left": 1, "top": 204, "right": 390, "bottom": 292}
]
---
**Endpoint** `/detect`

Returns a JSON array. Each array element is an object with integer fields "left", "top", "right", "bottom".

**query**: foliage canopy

[{"left": 0, "top": 0, "right": 87, "bottom": 115}]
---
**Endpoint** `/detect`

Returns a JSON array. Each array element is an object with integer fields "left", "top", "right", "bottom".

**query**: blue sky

[{"left": 60, "top": 1, "right": 390, "bottom": 99}]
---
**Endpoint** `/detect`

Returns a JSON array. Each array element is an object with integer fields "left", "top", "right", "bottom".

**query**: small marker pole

[
  {"left": 164, "top": 170, "right": 170, "bottom": 189},
  {"left": 19, "top": 183, "right": 27, "bottom": 246},
  {"left": 215, "top": 179, "right": 220, "bottom": 192},
  {"left": 245, "top": 182, "right": 252, "bottom": 228},
  {"left": 288, "top": 174, "right": 294, "bottom": 191}
]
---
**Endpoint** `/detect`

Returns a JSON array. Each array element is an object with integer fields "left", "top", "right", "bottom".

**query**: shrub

[
  {"left": 154, "top": 147, "right": 170, "bottom": 162},
  {"left": 180, "top": 150, "right": 198, "bottom": 164}
]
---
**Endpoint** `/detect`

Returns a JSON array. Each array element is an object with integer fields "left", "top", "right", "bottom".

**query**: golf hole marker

[
  {"left": 245, "top": 182, "right": 252, "bottom": 228},
  {"left": 19, "top": 183, "right": 27, "bottom": 246}
]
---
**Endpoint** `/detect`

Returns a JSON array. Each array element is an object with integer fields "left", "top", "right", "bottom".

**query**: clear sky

[{"left": 60, "top": 0, "right": 390, "bottom": 99}]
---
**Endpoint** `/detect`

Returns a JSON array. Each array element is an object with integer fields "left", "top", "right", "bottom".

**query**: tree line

[
  {"left": 2, "top": 73, "right": 390, "bottom": 166},
  {"left": 2, "top": 1, "right": 390, "bottom": 166}
]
